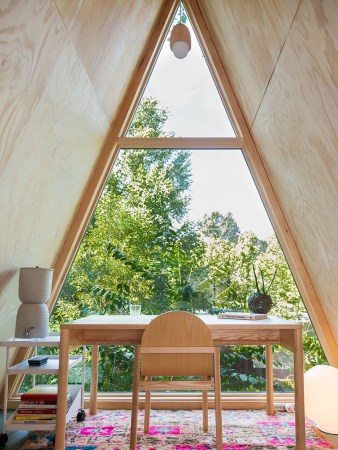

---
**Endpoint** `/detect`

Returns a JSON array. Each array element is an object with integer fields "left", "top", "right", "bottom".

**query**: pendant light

[{"left": 170, "top": 4, "right": 191, "bottom": 59}]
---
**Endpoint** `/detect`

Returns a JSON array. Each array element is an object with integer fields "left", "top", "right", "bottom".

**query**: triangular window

[
  {"left": 127, "top": 4, "right": 235, "bottom": 138},
  {"left": 17, "top": 0, "right": 327, "bottom": 403}
]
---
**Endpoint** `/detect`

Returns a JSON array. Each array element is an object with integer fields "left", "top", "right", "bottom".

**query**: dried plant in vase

[{"left": 248, "top": 264, "right": 277, "bottom": 314}]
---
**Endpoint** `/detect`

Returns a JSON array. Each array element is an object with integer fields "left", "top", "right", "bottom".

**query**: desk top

[{"left": 62, "top": 314, "right": 302, "bottom": 330}]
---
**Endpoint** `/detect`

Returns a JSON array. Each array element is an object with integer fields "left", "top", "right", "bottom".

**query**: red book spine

[{"left": 20, "top": 394, "right": 58, "bottom": 402}]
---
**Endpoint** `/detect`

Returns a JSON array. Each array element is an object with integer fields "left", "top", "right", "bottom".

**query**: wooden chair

[{"left": 129, "top": 311, "right": 222, "bottom": 449}]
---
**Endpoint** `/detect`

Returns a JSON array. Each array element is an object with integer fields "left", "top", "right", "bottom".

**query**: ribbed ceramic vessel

[
  {"left": 248, "top": 292, "right": 273, "bottom": 314},
  {"left": 18, "top": 267, "right": 53, "bottom": 304},
  {"left": 15, "top": 303, "right": 49, "bottom": 338}
]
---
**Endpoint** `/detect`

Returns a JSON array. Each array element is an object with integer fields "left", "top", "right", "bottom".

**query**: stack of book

[{"left": 13, "top": 385, "right": 72, "bottom": 424}]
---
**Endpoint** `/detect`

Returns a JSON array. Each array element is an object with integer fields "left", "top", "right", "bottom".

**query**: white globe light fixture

[
  {"left": 304, "top": 365, "right": 338, "bottom": 434},
  {"left": 170, "top": 23, "right": 191, "bottom": 59}
]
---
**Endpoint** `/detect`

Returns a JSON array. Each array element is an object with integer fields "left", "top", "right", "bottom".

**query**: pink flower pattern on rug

[
  {"left": 148, "top": 425, "right": 181, "bottom": 435},
  {"left": 80, "top": 426, "right": 115, "bottom": 437},
  {"left": 19, "top": 409, "right": 336, "bottom": 449}
]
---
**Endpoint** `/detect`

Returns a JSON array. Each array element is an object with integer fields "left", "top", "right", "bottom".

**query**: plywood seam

[
  {"left": 272, "top": 0, "right": 284, "bottom": 24},
  {"left": 53, "top": 0, "right": 85, "bottom": 33},
  {"left": 52, "top": 0, "right": 109, "bottom": 126},
  {"left": 250, "top": 0, "right": 302, "bottom": 131},
  {"left": 53, "top": 4, "right": 112, "bottom": 125},
  {"left": 53, "top": 0, "right": 69, "bottom": 33}
]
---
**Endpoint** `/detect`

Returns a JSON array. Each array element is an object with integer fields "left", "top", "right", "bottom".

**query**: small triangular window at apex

[{"left": 127, "top": 3, "right": 235, "bottom": 138}]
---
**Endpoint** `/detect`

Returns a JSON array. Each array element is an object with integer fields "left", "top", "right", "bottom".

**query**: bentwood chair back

[{"left": 129, "top": 311, "right": 223, "bottom": 449}]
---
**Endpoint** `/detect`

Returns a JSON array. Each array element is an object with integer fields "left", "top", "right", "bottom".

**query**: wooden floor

[{"left": 0, "top": 411, "right": 32, "bottom": 449}]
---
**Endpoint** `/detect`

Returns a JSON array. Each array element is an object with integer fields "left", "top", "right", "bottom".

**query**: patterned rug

[{"left": 19, "top": 409, "right": 336, "bottom": 449}]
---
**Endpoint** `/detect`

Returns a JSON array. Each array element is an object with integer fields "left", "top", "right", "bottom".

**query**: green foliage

[
  {"left": 252, "top": 263, "right": 277, "bottom": 295},
  {"left": 198, "top": 212, "right": 240, "bottom": 243},
  {"left": 98, "top": 345, "right": 134, "bottom": 392},
  {"left": 220, "top": 346, "right": 266, "bottom": 391},
  {"left": 127, "top": 96, "right": 173, "bottom": 138},
  {"left": 303, "top": 328, "right": 327, "bottom": 370},
  {"left": 50, "top": 96, "right": 326, "bottom": 394},
  {"left": 198, "top": 231, "right": 266, "bottom": 311}
]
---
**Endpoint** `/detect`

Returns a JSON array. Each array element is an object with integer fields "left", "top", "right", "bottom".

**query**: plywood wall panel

[
  {"left": 273, "top": 0, "right": 300, "bottom": 30},
  {"left": 199, "top": 0, "right": 300, "bottom": 128},
  {"left": 0, "top": 0, "right": 109, "bottom": 387},
  {"left": 0, "top": 0, "right": 67, "bottom": 177},
  {"left": 0, "top": 0, "right": 68, "bottom": 279},
  {"left": 54, "top": 0, "right": 84, "bottom": 31},
  {"left": 0, "top": 2, "right": 108, "bottom": 267},
  {"left": 251, "top": 0, "right": 338, "bottom": 334},
  {"left": 1, "top": 41, "right": 108, "bottom": 264},
  {"left": 68, "top": 0, "right": 165, "bottom": 124}
]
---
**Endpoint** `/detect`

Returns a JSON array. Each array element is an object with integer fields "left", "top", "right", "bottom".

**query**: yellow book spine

[{"left": 14, "top": 414, "right": 56, "bottom": 420}]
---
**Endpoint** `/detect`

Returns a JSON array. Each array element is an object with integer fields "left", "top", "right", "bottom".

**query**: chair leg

[
  {"left": 130, "top": 346, "right": 141, "bottom": 450},
  {"left": 213, "top": 348, "right": 223, "bottom": 450},
  {"left": 202, "top": 376, "right": 209, "bottom": 431},
  {"left": 144, "top": 377, "right": 151, "bottom": 433}
]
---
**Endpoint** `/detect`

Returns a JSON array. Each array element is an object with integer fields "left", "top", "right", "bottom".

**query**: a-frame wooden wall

[{"left": 1, "top": 0, "right": 338, "bottom": 401}]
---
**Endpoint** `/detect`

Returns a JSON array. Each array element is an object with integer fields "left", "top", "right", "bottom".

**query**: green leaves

[
  {"left": 50, "top": 94, "right": 325, "bottom": 394},
  {"left": 252, "top": 263, "right": 277, "bottom": 295}
]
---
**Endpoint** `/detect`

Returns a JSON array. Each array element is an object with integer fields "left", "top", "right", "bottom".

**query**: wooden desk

[{"left": 55, "top": 315, "right": 305, "bottom": 449}]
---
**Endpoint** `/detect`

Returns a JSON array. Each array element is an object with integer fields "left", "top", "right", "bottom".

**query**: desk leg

[
  {"left": 90, "top": 345, "right": 99, "bottom": 415},
  {"left": 294, "top": 328, "right": 306, "bottom": 450},
  {"left": 265, "top": 344, "right": 274, "bottom": 415},
  {"left": 214, "top": 348, "right": 223, "bottom": 450},
  {"left": 55, "top": 329, "right": 70, "bottom": 450}
]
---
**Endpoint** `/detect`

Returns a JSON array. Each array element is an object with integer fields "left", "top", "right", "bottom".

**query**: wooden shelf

[
  {"left": 5, "top": 385, "right": 82, "bottom": 431},
  {"left": 8, "top": 355, "right": 82, "bottom": 375},
  {"left": 1, "top": 336, "right": 85, "bottom": 440},
  {"left": 0, "top": 333, "right": 60, "bottom": 348}
]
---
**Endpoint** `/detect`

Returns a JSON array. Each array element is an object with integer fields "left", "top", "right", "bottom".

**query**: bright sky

[{"left": 141, "top": 14, "right": 274, "bottom": 240}]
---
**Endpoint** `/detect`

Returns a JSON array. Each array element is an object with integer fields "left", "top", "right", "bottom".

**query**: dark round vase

[{"left": 248, "top": 292, "right": 273, "bottom": 314}]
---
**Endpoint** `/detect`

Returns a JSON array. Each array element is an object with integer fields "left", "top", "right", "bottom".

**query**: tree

[
  {"left": 52, "top": 97, "right": 195, "bottom": 312},
  {"left": 197, "top": 227, "right": 266, "bottom": 310},
  {"left": 51, "top": 97, "right": 205, "bottom": 390},
  {"left": 256, "top": 236, "right": 326, "bottom": 370},
  {"left": 198, "top": 211, "right": 240, "bottom": 243},
  {"left": 50, "top": 97, "right": 326, "bottom": 393}
]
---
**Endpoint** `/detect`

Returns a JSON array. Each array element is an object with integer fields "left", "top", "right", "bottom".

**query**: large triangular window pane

[{"left": 127, "top": 4, "right": 235, "bottom": 138}]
